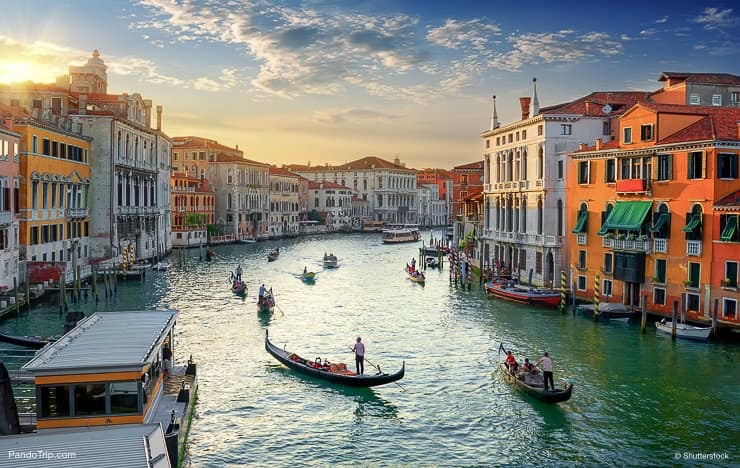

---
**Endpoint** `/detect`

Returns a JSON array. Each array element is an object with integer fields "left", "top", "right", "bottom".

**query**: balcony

[
  {"left": 0, "top": 211, "right": 12, "bottom": 226},
  {"left": 65, "top": 208, "right": 88, "bottom": 218},
  {"left": 686, "top": 240, "right": 702, "bottom": 256},
  {"left": 602, "top": 237, "right": 652, "bottom": 254},
  {"left": 576, "top": 233, "right": 587, "bottom": 245},
  {"left": 653, "top": 238, "right": 668, "bottom": 254},
  {"left": 616, "top": 178, "right": 650, "bottom": 194}
]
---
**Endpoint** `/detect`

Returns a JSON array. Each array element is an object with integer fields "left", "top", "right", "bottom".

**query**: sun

[{"left": 0, "top": 60, "right": 59, "bottom": 84}]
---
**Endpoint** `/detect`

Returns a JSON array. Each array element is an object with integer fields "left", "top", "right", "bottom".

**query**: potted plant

[
  {"left": 684, "top": 279, "right": 693, "bottom": 287},
  {"left": 627, "top": 233, "right": 636, "bottom": 241},
  {"left": 721, "top": 278, "right": 734, "bottom": 287},
  {"left": 605, "top": 232, "right": 614, "bottom": 239},
  {"left": 652, "top": 276, "right": 661, "bottom": 283},
  {"left": 638, "top": 234, "right": 648, "bottom": 241}
]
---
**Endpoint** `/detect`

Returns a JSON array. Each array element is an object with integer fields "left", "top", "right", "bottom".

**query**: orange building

[
  {"left": 451, "top": 161, "right": 484, "bottom": 217},
  {"left": 567, "top": 103, "right": 740, "bottom": 324},
  {"left": 170, "top": 171, "right": 215, "bottom": 248},
  {"left": 712, "top": 190, "right": 739, "bottom": 321}
]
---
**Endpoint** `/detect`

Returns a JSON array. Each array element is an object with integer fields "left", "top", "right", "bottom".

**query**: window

[
  {"left": 686, "top": 293, "right": 700, "bottom": 312},
  {"left": 173, "top": 152, "right": 178, "bottom": 160},
  {"left": 560, "top": 124, "right": 572, "bottom": 135},
  {"left": 623, "top": 127, "right": 632, "bottom": 144},
  {"left": 522, "top": 130, "right": 527, "bottom": 139},
  {"left": 496, "top": 137, "right": 500, "bottom": 146},
  {"left": 508, "top": 134, "right": 513, "bottom": 143},
  {"left": 536, "top": 251, "right": 542, "bottom": 274},
  {"left": 577, "top": 275, "right": 587, "bottom": 290},
  {"left": 199, "top": 151, "right": 205, "bottom": 160},
  {"left": 578, "top": 250, "right": 587, "bottom": 269},
  {"left": 687, "top": 262, "right": 700, "bottom": 288},
  {"left": 603, "top": 279, "right": 613, "bottom": 297},
  {"left": 689, "top": 94, "right": 700, "bottom": 105},
  {"left": 109, "top": 381, "right": 139, "bottom": 414},
  {"left": 42, "top": 138, "right": 50, "bottom": 156},
  {"left": 640, "top": 124, "right": 654, "bottom": 141},
  {"left": 557, "top": 160, "right": 563, "bottom": 179},
  {"left": 74, "top": 382, "right": 106, "bottom": 416},
  {"left": 712, "top": 94, "right": 722, "bottom": 106},
  {"left": 32, "top": 135, "right": 38, "bottom": 153},
  {"left": 603, "top": 120, "right": 611, "bottom": 136},
  {"left": 687, "top": 151, "right": 705, "bottom": 179},
  {"left": 656, "top": 154, "right": 673, "bottom": 181},
  {"left": 605, "top": 159, "right": 616, "bottom": 183},
  {"left": 537, "top": 125, "right": 543, "bottom": 136},
  {"left": 32, "top": 99, "right": 42, "bottom": 109},
  {"left": 603, "top": 253, "right": 613, "bottom": 274},
  {"left": 719, "top": 214, "right": 739, "bottom": 242},
  {"left": 654, "top": 287, "right": 666, "bottom": 305},
  {"left": 654, "top": 259, "right": 666, "bottom": 283},
  {"left": 717, "top": 153, "right": 738, "bottom": 179},
  {"left": 51, "top": 97, "right": 62, "bottom": 115},
  {"left": 723, "top": 298, "right": 738, "bottom": 319},
  {"left": 40, "top": 385, "right": 71, "bottom": 418},
  {"left": 578, "top": 161, "right": 590, "bottom": 184},
  {"left": 725, "top": 261, "right": 738, "bottom": 288},
  {"left": 732, "top": 92, "right": 739, "bottom": 104}
]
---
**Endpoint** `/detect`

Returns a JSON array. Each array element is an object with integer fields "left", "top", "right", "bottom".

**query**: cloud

[
  {"left": 655, "top": 16, "right": 668, "bottom": 24},
  {"left": 426, "top": 19, "right": 501, "bottom": 50},
  {"left": 314, "top": 108, "right": 402, "bottom": 125},
  {"left": 693, "top": 7, "right": 738, "bottom": 30}
]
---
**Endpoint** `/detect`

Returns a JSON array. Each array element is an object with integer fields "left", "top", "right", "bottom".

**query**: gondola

[
  {"left": 265, "top": 330, "right": 405, "bottom": 387},
  {"left": 405, "top": 266, "right": 425, "bottom": 284},
  {"left": 498, "top": 361, "right": 573, "bottom": 404},
  {"left": 0, "top": 331, "right": 53, "bottom": 349},
  {"left": 257, "top": 294, "right": 275, "bottom": 313},
  {"left": 267, "top": 250, "right": 280, "bottom": 262},
  {"left": 231, "top": 281, "right": 247, "bottom": 294}
]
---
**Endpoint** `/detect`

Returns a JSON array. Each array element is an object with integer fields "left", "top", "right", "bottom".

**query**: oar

[
  {"left": 349, "top": 348, "right": 406, "bottom": 392},
  {"left": 271, "top": 293, "right": 285, "bottom": 315}
]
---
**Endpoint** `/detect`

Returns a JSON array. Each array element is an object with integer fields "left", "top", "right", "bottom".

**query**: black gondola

[
  {"left": 265, "top": 330, "right": 405, "bottom": 387},
  {"left": 0, "top": 331, "right": 53, "bottom": 349},
  {"left": 498, "top": 362, "right": 573, "bottom": 403},
  {"left": 267, "top": 251, "right": 279, "bottom": 262}
]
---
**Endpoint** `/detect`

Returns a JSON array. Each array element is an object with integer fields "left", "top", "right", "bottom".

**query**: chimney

[
  {"left": 578, "top": 143, "right": 586, "bottom": 151},
  {"left": 236, "top": 144, "right": 239, "bottom": 150},
  {"left": 595, "top": 138, "right": 601, "bottom": 150},
  {"left": 737, "top": 121, "right": 740, "bottom": 140},
  {"left": 490, "top": 95, "right": 499, "bottom": 130},
  {"left": 519, "top": 97, "right": 531, "bottom": 120},
  {"left": 584, "top": 101, "right": 590, "bottom": 115},
  {"left": 3, "top": 118, "right": 12, "bottom": 129},
  {"left": 531, "top": 77, "right": 539, "bottom": 116},
  {"left": 78, "top": 94, "right": 88, "bottom": 115},
  {"left": 156, "top": 105, "right": 162, "bottom": 131}
]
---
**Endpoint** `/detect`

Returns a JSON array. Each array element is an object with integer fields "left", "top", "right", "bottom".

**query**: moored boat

[
  {"left": 0, "top": 331, "right": 53, "bottom": 349},
  {"left": 484, "top": 280, "right": 560, "bottom": 307},
  {"left": 578, "top": 303, "right": 636, "bottom": 321},
  {"left": 655, "top": 320, "right": 711, "bottom": 341},
  {"left": 425, "top": 256, "right": 439, "bottom": 268},
  {"left": 265, "top": 330, "right": 405, "bottom": 387},
  {"left": 498, "top": 361, "right": 573, "bottom": 403},
  {"left": 152, "top": 261, "right": 171, "bottom": 271},
  {"left": 240, "top": 238, "right": 257, "bottom": 244}
]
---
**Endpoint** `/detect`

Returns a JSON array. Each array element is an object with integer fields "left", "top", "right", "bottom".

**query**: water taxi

[
  {"left": 362, "top": 220, "right": 386, "bottom": 232},
  {"left": 382, "top": 226, "right": 420, "bottom": 244},
  {"left": 2, "top": 310, "right": 197, "bottom": 468}
]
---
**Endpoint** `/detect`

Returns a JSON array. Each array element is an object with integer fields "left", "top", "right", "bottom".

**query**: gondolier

[
  {"left": 352, "top": 337, "right": 365, "bottom": 375},
  {"left": 536, "top": 352, "right": 554, "bottom": 391}
]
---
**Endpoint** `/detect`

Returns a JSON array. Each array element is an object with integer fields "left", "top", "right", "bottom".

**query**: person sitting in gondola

[{"left": 505, "top": 351, "right": 518, "bottom": 373}]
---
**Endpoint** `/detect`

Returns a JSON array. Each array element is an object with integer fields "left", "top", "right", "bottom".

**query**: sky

[{"left": 0, "top": 0, "right": 738, "bottom": 170}]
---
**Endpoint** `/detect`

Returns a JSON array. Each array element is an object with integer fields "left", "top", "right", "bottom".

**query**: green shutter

[
  {"left": 656, "top": 259, "right": 666, "bottom": 282},
  {"left": 651, "top": 213, "right": 669, "bottom": 233},
  {"left": 667, "top": 155, "right": 673, "bottom": 180},
  {"left": 682, "top": 214, "right": 701, "bottom": 233},
  {"left": 720, "top": 215, "right": 737, "bottom": 241},
  {"left": 689, "top": 263, "right": 701, "bottom": 287},
  {"left": 572, "top": 210, "right": 588, "bottom": 233}
]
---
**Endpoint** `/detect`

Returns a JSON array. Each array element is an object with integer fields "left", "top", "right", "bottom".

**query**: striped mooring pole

[
  {"left": 593, "top": 273, "right": 600, "bottom": 319},
  {"left": 560, "top": 270, "right": 566, "bottom": 312}
]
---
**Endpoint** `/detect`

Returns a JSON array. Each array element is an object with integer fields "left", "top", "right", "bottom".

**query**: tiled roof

[
  {"left": 287, "top": 157, "right": 414, "bottom": 172},
  {"left": 540, "top": 91, "right": 650, "bottom": 117},
  {"left": 211, "top": 152, "right": 269, "bottom": 166},
  {"left": 83, "top": 92, "right": 123, "bottom": 103},
  {"left": 270, "top": 166, "right": 301, "bottom": 177},
  {"left": 659, "top": 72, "right": 740, "bottom": 86},
  {"left": 453, "top": 160, "right": 484, "bottom": 170},
  {"left": 658, "top": 107, "right": 740, "bottom": 144},
  {"left": 172, "top": 136, "right": 241, "bottom": 154},
  {"left": 0, "top": 102, "right": 31, "bottom": 119},
  {"left": 714, "top": 190, "right": 740, "bottom": 210},
  {"left": 307, "top": 180, "right": 352, "bottom": 190}
]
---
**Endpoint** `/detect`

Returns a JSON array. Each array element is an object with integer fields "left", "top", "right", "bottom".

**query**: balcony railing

[
  {"left": 576, "top": 233, "right": 587, "bottom": 245},
  {"left": 602, "top": 237, "right": 652, "bottom": 253},
  {"left": 65, "top": 208, "right": 88, "bottom": 218},
  {"left": 653, "top": 238, "right": 668, "bottom": 254},
  {"left": 686, "top": 240, "right": 702, "bottom": 256},
  {"left": 0, "top": 211, "right": 12, "bottom": 226}
]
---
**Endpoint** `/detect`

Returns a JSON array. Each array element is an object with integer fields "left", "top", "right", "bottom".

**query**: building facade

[
  {"left": 170, "top": 171, "right": 215, "bottom": 247},
  {"left": 268, "top": 166, "right": 302, "bottom": 238},
  {"left": 0, "top": 119, "right": 20, "bottom": 290},
  {"left": 308, "top": 181, "right": 354, "bottom": 231}
]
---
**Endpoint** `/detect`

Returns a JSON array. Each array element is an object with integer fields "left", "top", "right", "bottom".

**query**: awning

[
  {"left": 682, "top": 214, "right": 701, "bottom": 233},
  {"left": 597, "top": 201, "right": 652, "bottom": 235},
  {"left": 650, "top": 213, "right": 669, "bottom": 233},
  {"left": 720, "top": 216, "right": 737, "bottom": 241},
  {"left": 572, "top": 211, "right": 588, "bottom": 233}
]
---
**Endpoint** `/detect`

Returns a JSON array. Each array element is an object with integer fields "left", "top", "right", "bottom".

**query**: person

[
  {"left": 520, "top": 358, "right": 533, "bottom": 373},
  {"left": 352, "top": 336, "right": 365, "bottom": 375},
  {"left": 505, "top": 350, "right": 518, "bottom": 373},
  {"left": 235, "top": 264, "right": 243, "bottom": 281},
  {"left": 162, "top": 344, "right": 172, "bottom": 378},
  {"left": 258, "top": 284, "right": 266, "bottom": 302},
  {"left": 324, "top": 252, "right": 328, "bottom": 260},
  {"left": 303, "top": 266, "right": 308, "bottom": 274},
  {"left": 411, "top": 257, "right": 416, "bottom": 269},
  {"left": 536, "top": 352, "right": 554, "bottom": 391}
]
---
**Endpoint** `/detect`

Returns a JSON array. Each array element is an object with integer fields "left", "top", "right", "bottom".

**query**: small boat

[
  {"left": 240, "top": 238, "right": 257, "bottom": 244},
  {"left": 265, "top": 330, "right": 405, "bottom": 387},
  {"left": 499, "top": 361, "right": 573, "bottom": 403},
  {"left": 425, "top": 256, "right": 439, "bottom": 268},
  {"left": 323, "top": 254, "right": 339, "bottom": 269},
  {"left": 152, "top": 262, "right": 171, "bottom": 271},
  {"left": 484, "top": 280, "right": 560, "bottom": 307},
  {"left": 267, "top": 250, "right": 280, "bottom": 262},
  {"left": 655, "top": 320, "right": 711, "bottom": 341},
  {"left": 301, "top": 272, "right": 316, "bottom": 283},
  {"left": 382, "top": 228, "right": 420, "bottom": 244},
  {"left": 231, "top": 280, "right": 247, "bottom": 294},
  {"left": 258, "top": 293, "right": 275, "bottom": 313},
  {"left": 405, "top": 266, "right": 425, "bottom": 284},
  {"left": 578, "top": 303, "right": 636, "bottom": 321},
  {"left": 0, "top": 331, "right": 53, "bottom": 349}
]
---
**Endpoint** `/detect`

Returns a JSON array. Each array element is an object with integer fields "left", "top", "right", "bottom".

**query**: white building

[
  {"left": 417, "top": 184, "right": 447, "bottom": 227},
  {"left": 481, "top": 79, "right": 648, "bottom": 286},
  {"left": 308, "top": 181, "right": 353, "bottom": 231},
  {"left": 268, "top": 166, "right": 302, "bottom": 237}
]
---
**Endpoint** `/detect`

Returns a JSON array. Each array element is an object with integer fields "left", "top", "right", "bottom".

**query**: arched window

[
  {"left": 522, "top": 151, "right": 528, "bottom": 180},
  {"left": 538, "top": 147, "right": 544, "bottom": 179},
  {"left": 514, "top": 151, "right": 520, "bottom": 181},
  {"left": 507, "top": 152, "right": 514, "bottom": 181},
  {"left": 685, "top": 203, "right": 703, "bottom": 241},
  {"left": 537, "top": 198, "right": 543, "bottom": 234}
]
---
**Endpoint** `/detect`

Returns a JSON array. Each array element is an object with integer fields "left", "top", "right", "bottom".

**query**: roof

[
  {"left": 659, "top": 72, "right": 740, "bottom": 86},
  {"left": 211, "top": 152, "right": 269, "bottom": 167},
  {"left": 269, "top": 166, "right": 301, "bottom": 178},
  {"left": 0, "top": 424, "right": 170, "bottom": 468},
  {"left": 0, "top": 102, "right": 31, "bottom": 120},
  {"left": 171, "top": 136, "right": 241, "bottom": 154},
  {"left": 453, "top": 161, "right": 484, "bottom": 171},
  {"left": 0, "top": 82, "right": 70, "bottom": 93},
  {"left": 461, "top": 188, "right": 483, "bottom": 201},
  {"left": 307, "top": 180, "right": 352, "bottom": 191},
  {"left": 714, "top": 190, "right": 740, "bottom": 211},
  {"left": 288, "top": 156, "right": 415, "bottom": 172},
  {"left": 22, "top": 311, "right": 178, "bottom": 375},
  {"left": 540, "top": 91, "right": 650, "bottom": 117}
]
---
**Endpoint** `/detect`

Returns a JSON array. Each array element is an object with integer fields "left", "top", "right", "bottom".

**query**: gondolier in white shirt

[
  {"left": 536, "top": 352, "right": 554, "bottom": 391},
  {"left": 352, "top": 337, "right": 365, "bottom": 375}
]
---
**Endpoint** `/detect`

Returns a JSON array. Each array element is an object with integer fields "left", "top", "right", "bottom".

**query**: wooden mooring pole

[
  {"left": 13, "top": 278, "right": 19, "bottom": 316},
  {"left": 640, "top": 294, "right": 647, "bottom": 334},
  {"left": 712, "top": 298, "right": 719, "bottom": 338},
  {"left": 92, "top": 268, "right": 99, "bottom": 302},
  {"left": 671, "top": 300, "right": 678, "bottom": 339}
]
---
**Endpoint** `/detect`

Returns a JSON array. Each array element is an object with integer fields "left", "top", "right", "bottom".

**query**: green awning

[
  {"left": 650, "top": 213, "right": 669, "bottom": 233},
  {"left": 597, "top": 201, "right": 652, "bottom": 235},
  {"left": 720, "top": 216, "right": 737, "bottom": 241},
  {"left": 682, "top": 214, "right": 701, "bottom": 233},
  {"left": 572, "top": 211, "right": 588, "bottom": 233}
]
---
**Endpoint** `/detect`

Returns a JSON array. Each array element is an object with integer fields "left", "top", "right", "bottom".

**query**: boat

[
  {"left": 498, "top": 361, "right": 573, "bottom": 403},
  {"left": 301, "top": 271, "right": 316, "bottom": 283},
  {"left": 323, "top": 254, "right": 339, "bottom": 269},
  {"left": 484, "top": 280, "right": 560, "bottom": 307},
  {"left": 257, "top": 291, "right": 275, "bottom": 313},
  {"left": 231, "top": 280, "right": 247, "bottom": 294},
  {"left": 655, "top": 320, "right": 711, "bottom": 341},
  {"left": 578, "top": 303, "right": 636, "bottom": 321},
  {"left": 152, "top": 262, "right": 171, "bottom": 271},
  {"left": 405, "top": 266, "right": 425, "bottom": 284},
  {"left": 265, "top": 330, "right": 405, "bottom": 387},
  {"left": 382, "top": 228, "right": 420, "bottom": 244},
  {"left": 239, "top": 238, "right": 257, "bottom": 244},
  {"left": 267, "top": 249, "right": 280, "bottom": 262},
  {"left": 0, "top": 331, "right": 53, "bottom": 349},
  {"left": 425, "top": 256, "right": 439, "bottom": 268}
]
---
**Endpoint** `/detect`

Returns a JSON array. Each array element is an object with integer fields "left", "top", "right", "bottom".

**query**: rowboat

[
  {"left": 655, "top": 320, "right": 711, "bottom": 341},
  {"left": 265, "top": 330, "right": 405, "bottom": 387},
  {"left": 152, "top": 262, "right": 171, "bottom": 271},
  {"left": 499, "top": 361, "right": 573, "bottom": 403},
  {"left": 0, "top": 331, "right": 53, "bottom": 349},
  {"left": 484, "top": 280, "right": 560, "bottom": 307},
  {"left": 240, "top": 238, "right": 257, "bottom": 244},
  {"left": 231, "top": 281, "right": 247, "bottom": 294},
  {"left": 578, "top": 303, "right": 636, "bottom": 321},
  {"left": 301, "top": 272, "right": 316, "bottom": 283},
  {"left": 425, "top": 256, "right": 439, "bottom": 268},
  {"left": 405, "top": 266, "right": 425, "bottom": 284},
  {"left": 267, "top": 250, "right": 280, "bottom": 262}
]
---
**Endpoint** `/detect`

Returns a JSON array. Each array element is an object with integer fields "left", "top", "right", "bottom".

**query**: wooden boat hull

[
  {"left": 485, "top": 282, "right": 560, "bottom": 307},
  {"left": 499, "top": 362, "right": 572, "bottom": 403},
  {"left": 301, "top": 272, "right": 316, "bottom": 283},
  {"left": 405, "top": 267, "right": 425, "bottom": 284},
  {"left": 656, "top": 321, "right": 711, "bottom": 341},
  {"left": 0, "top": 331, "right": 52, "bottom": 349},
  {"left": 232, "top": 283, "right": 247, "bottom": 294},
  {"left": 323, "top": 260, "right": 339, "bottom": 269},
  {"left": 257, "top": 304, "right": 274, "bottom": 313},
  {"left": 267, "top": 253, "right": 279, "bottom": 262},
  {"left": 265, "top": 331, "right": 405, "bottom": 387}
]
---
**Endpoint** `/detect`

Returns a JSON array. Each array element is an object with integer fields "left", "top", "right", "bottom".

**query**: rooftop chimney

[
  {"left": 595, "top": 138, "right": 602, "bottom": 150},
  {"left": 578, "top": 143, "right": 586, "bottom": 151},
  {"left": 490, "top": 94, "right": 499, "bottom": 130},
  {"left": 519, "top": 97, "right": 531, "bottom": 121},
  {"left": 531, "top": 77, "right": 539, "bottom": 116},
  {"left": 78, "top": 94, "right": 88, "bottom": 115},
  {"left": 156, "top": 105, "right": 162, "bottom": 131}
]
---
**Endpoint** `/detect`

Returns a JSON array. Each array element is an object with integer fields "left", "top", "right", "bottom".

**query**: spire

[
  {"left": 531, "top": 77, "right": 539, "bottom": 116},
  {"left": 490, "top": 94, "right": 499, "bottom": 130}
]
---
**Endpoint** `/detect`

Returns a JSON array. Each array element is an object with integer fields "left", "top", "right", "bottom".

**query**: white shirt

[
  {"left": 537, "top": 356, "right": 553, "bottom": 372},
  {"left": 353, "top": 342, "right": 365, "bottom": 356}
]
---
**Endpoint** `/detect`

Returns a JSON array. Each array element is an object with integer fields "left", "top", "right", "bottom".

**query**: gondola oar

[
  {"left": 349, "top": 348, "right": 406, "bottom": 392},
  {"left": 271, "top": 293, "right": 285, "bottom": 315}
]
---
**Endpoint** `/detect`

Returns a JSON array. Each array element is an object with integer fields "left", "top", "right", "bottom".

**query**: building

[
  {"left": 351, "top": 196, "right": 370, "bottom": 229},
  {"left": 651, "top": 72, "right": 740, "bottom": 107},
  {"left": 289, "top": 156, "right": 418, "bottom": 224},
  {"left": 268, "top": 166, "right": 302, "bottom": 238},
  {"left": 567, "top": 103, "right": 740, "bottom": 324},
  {"left": 0, "top": 116, "right": 20, "bottom": 291},
  {"left": 481, "top": 79, "right": 648, "bottom": 286},
  {"left": 208, "top": 153, "right": 269, "bottom": 239},
  {"left": 417, "top": 184, "right": 447, "bottom": 228},
  {"left": 171, "top": 136, "right": 242, "bottom": 178},
  {"left": 451, "top": 161, "right": 484, "bottom": 218},
  {"left": 307, "top": 181, "right": 354, "bottom": 231},
  {"left": 170, "top": 171, "right": 215, "bottom": 247}
]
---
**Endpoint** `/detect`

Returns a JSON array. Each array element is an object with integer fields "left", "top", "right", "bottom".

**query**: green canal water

[{"left": 1, "top": 232, "right": 738, "bottom": 466}]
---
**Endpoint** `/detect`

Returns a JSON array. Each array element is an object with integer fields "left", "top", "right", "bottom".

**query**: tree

[{"left": 185, "top": 213, "right": 207, "bottom": 227}]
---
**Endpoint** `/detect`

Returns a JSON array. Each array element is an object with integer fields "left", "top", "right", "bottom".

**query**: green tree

[{"left": 185, "top": 213, "right": 206, "bottom": 226}]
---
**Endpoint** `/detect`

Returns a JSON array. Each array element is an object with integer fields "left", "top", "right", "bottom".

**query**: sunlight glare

[{"left": 0, "top": 60, "right": 59, "bottom": 84}]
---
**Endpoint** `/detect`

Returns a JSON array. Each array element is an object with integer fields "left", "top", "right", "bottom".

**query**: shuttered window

[
  {"left": 656, "top": 154, "right": 673, "bottom": 181},
  {"left": 687, "top": 151, "right": 706, "bottom": 179}
]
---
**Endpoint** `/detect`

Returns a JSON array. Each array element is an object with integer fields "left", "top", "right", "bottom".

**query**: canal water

[{"left": 2, "top": 232, "right": 738, "bottom": 466}]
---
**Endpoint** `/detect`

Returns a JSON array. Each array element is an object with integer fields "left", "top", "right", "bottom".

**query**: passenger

[
  {"left": 520, "top": 358, "right": 533, "bottom": 373},
  {"left": 505, "top": 351, "right": 518, "bottom": 373},
  {"left": 162, "top": 344, "right": 172, "bottom": 378}
]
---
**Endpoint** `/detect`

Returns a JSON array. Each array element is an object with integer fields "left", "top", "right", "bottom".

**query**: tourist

[
  {"left": 162, "top": 344, "right": 172, "bottom": 378},
  {"left": 536, "top": 352, "right": 554, "bottom": 391},
  {"left": 520, "top": 358, "right": 533, "bottom": 373},
  {"left": 235, "top": 264, "right": 243, "bottom": 281},
  {"left": 352, "top": 337, "right": 365, "bottom": 375},
  {"left": 505, "top": 351, "right": 518, "bottom": 373}
]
